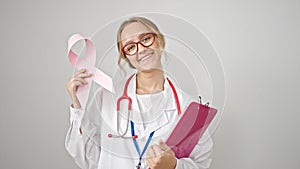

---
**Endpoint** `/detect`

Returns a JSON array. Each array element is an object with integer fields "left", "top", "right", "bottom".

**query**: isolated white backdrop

[{"left": 0, "top": 0, "right": 299, "bottom": 169}]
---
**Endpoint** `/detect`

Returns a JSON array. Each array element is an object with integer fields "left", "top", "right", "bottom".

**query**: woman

[{"left": 65, "top": 17, "right": 213, "bottom": 169}]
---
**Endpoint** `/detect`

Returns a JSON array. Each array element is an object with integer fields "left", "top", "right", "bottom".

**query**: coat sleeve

[
  {"left": 65, "top": 106, "right": 101, "bottom": 169},
  {"left": 174, "top": 130, "right": 213, "bottom": 169}
]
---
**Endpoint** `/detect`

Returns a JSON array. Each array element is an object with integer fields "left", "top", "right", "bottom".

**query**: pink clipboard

[{"left": 165, "top": 102, "right": 217, "bottom": 158}]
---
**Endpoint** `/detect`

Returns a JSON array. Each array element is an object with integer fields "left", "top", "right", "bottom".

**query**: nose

[{"left": 137, "top": 42, "right": 147, "bottom": 55}]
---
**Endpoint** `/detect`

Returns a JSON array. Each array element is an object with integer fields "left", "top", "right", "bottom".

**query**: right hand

[{"left": 66, "top": 68, "right": 93, "bottom": 109}]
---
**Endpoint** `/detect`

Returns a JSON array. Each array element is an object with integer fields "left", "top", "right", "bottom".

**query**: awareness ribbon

[{"left": 67, "top": 34, "right": 113, "bottom": 108}]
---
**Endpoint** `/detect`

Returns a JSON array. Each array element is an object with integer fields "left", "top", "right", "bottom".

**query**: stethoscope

[
  {"left": 107, "top": 73, "right": 181, "bottom": 139},
  {"left": 107, "top": 74, "right": 181, "bottom": 169}
]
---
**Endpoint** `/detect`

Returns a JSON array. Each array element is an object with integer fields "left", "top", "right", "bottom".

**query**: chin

[{"left": 139, "top": 65, "right": 163, "bottom": 73}]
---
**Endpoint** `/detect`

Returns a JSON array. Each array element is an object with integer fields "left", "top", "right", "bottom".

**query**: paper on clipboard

[{"left": 165, "top": 102, "right": 217, "bottom": 158}]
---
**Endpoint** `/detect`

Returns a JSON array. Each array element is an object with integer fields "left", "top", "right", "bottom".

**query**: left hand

[{"left": 146, "top": 139, "right": 177, "bottom": 169}]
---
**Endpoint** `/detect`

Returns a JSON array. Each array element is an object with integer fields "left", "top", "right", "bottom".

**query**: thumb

[{"left": 158, "top": 139, "right": 171, "bottom": 152}]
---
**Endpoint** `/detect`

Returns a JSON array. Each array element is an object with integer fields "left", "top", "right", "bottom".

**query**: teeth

[{"left": 139, "top": 53, "right": 152, "bottom": 61}]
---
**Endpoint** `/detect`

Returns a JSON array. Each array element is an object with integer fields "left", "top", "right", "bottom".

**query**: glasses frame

[{"left": 121, "top": 32, "right": 157, "bottom": 56}]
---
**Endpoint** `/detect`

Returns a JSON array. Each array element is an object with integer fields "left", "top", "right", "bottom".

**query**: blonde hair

[{"left": 116, "top": 17, "right": 166, "bottom": 70}]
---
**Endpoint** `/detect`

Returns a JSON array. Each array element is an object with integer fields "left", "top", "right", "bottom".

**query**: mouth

[{"left": 138, "top": 53, "right": 153, "bottom": 62}]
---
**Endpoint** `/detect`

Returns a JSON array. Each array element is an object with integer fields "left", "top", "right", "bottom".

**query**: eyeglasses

[{"left": 121, "top": 32, "right": 157, "bottom": 56}]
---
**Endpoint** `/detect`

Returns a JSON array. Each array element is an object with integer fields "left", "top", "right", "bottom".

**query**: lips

[{"left": 138, "top": 53, "right": 153, "bottom": 62}]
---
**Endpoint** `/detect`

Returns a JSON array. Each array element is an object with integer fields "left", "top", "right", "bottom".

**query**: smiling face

[{"left": 120, "top": 22, "right": 163, "bottom": 72}]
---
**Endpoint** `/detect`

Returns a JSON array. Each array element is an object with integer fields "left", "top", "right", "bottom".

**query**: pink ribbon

[{"left": 68, "top": 33, "right": 113, "bottom": 108}]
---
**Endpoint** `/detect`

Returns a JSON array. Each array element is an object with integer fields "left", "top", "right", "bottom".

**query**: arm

[
  {"left": 65, "top": 106, "right": 101, "bottom": 169},
  {"left": 65, "top": 68, "right": 100, "bottom": 169}
]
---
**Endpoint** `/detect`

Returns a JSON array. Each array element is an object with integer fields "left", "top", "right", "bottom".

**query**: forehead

[{"left": 121, "top": 22, "right": 152, "bottom": 43}]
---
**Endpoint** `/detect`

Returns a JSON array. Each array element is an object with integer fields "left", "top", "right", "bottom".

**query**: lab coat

[{"left": 65, "top": 74, "right": 213, "bottom": 169}]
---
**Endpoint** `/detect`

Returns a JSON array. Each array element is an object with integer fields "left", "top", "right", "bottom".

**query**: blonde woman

[{"left": 66, "top": 17, "right": 213, "bottom": 169}]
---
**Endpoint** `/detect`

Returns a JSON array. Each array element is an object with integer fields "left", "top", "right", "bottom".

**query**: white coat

[{"left": 65, "top": 74, "right": 213, "bottom": 169}]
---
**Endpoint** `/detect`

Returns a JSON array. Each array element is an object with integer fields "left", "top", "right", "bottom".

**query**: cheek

[
  {"left": 153, "top": 46, "right": 163, "bottom": 57},
  {"left": 153, "top": 41, "right": 161, "bottom": 49},
  {"left": 127, "top": 55, "right": 139, "bottom": 64},
  {"left": 150, "top": 41, "right": 163, "bottom": 52},
  {"left": 125, "top": 56, "right": 138, "bottom": 68}
]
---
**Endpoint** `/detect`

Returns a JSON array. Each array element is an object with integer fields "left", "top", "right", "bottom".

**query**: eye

[
  {"left": 141, "top": 35, "right": 152, "bottom": 43},
  {"left": 125, "top": 44, "right": 136, "bottom": 52}
]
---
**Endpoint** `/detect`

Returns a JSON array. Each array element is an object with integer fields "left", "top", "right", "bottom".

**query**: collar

[
  {"left": 128, "top": 74, "right": 178, "bottom": 111},
  {"left": 117, "top": 74, "right": 179, "bottom": 138}
]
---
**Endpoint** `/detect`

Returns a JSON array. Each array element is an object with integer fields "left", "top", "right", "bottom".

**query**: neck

[{"left": 136, "top": 69, "right": 165, "bottom": 94}]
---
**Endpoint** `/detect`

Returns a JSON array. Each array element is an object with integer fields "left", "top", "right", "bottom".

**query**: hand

[
  {"left": 146, "top": 139, "right": 177, "bottom": 169},
  {"left": 66, "top": 68, "right": 93, "bottom": 108}
]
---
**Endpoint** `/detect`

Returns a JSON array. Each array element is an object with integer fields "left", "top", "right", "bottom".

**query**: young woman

[{"left": 65, "top": 17, "right": 213, "bottom": 169}]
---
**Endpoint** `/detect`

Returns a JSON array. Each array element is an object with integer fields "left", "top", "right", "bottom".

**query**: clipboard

[{"left": 165, "top": 101, "right": 217, "bottom": 158}]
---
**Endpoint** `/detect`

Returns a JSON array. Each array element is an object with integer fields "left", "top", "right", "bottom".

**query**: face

[{"left": 120, "top": 22, "right": 163, "bottom": 72}]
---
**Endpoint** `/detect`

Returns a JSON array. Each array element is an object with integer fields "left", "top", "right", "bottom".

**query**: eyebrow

[{"left": 123, "top": 33, "right": 149, "bottom": 45}]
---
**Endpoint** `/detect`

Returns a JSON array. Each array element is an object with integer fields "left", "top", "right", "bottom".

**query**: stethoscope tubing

[{"left": 109, "top": 74, "right": 181, "bottom": 139}]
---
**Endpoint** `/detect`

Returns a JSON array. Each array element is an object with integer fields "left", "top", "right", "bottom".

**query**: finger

[
  {"left": 146, "top": 147, "right": 156, "bottom": 168},
  {"left": 74, "top": 68, "right": 87, "bottom": 76},
  {"left": 158, "top": 139, "right": 172, "bottom": 152},
  {"left": 67, "top": 78, "right": 84, "bottom": 91},
  {"left": 67, "top": 81, "right": 84, "bottom": 96},
  {"left": 72, "top": 77, "right": 87, "bottom": 84},
  {"left": 77, "top": 72, "right": 93, "bottom": 78},
  {"left": 152, "top": 144, "right": 164, "bottom": 156},
  {"left": 71, "top": 81, "right": 85, "bottom": 90},
  {"left": 146, "top": 145, "right": 156, "bottom": 159},
  {"left": 146, "top": 157, "right": 154, "bottom": 168}
]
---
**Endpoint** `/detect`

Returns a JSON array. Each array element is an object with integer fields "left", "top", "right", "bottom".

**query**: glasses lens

[
  {"left": 141, "top": 33, "right": 155, "bottom": 47},
  {"left": 123, "top": 44, "right": 137, "bottom": 55},
  {"left": 122, "top": 33, "right": 156, "bottom": 55}
]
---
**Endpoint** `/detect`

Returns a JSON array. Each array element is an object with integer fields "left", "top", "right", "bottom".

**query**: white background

[{"left": 0, "top": 0, "right": 299, "bottom": 169}]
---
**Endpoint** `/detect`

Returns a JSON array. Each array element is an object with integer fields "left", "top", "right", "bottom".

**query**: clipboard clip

[{"left": 198, "top": 96, "right": 210, "bottom": 106}]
